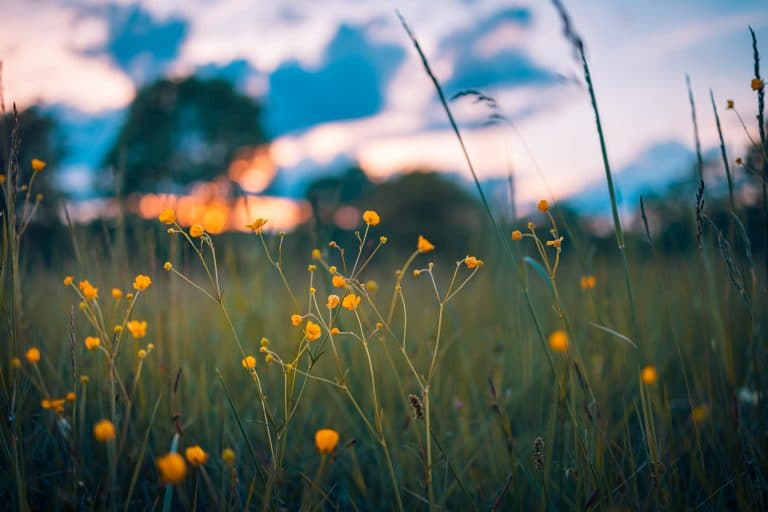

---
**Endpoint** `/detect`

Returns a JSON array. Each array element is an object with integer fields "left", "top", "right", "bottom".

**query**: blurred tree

[
  {"left": 103, "top": 76, "right": 266, "bottom": 194},
  {"left": 359, "top": 171, "right": 487, "bottom": 259}
]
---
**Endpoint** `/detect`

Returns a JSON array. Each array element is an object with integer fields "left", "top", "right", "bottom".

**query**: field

[{"left": 2, "top": 5, "right": 768, "bottom": 512}]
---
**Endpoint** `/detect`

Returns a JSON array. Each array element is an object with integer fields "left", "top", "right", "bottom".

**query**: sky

[{"left": 2, "top": 0, "right": 767, "bottom": 218}]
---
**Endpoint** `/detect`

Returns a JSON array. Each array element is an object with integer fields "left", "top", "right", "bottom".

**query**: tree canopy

[{"left": 103, "top": 76, "right": 267, "bottom": 194}]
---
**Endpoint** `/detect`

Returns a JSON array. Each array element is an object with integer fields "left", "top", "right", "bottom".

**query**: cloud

[
  {"left": 78, "top": 3, "right": 188, "bottom": 84},
  {"left": 265, "top": 23, "right": 405, "bottom": 136},
  {"left": 438, "top": 7, "right": 555, "bottom": 92}
]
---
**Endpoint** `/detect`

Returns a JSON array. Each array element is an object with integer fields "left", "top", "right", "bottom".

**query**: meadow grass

[{"left": 2, "top": 5, "right": 768, "bottom": 511}]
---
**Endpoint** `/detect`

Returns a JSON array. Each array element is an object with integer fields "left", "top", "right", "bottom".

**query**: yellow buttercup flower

[
  {"left": 133, "top": 274, "right": 152, "bottom": 291},
  {"left": 10, "top": 357, "right": 21, "bottom": 369},
  {"left": 25, "top": 347, "right": 41, "bottom": 364},
  {"left": 305, "top": 320, "right": 322, "bottom": 341},
  {"left": 190, "top": 224, "right": 205, "bottom": 238},
  {"left": 330, "top": 327, "right": 340, "bottom": 335},
  {"left": 156, "top": 453, "right": 187, "bottom": 484},
  {"left": 164, "top": 261, "right": 172, "bottom": 271},
  {"left": 417, "top": 235, "right": 435, "bottom": 253},
  {"left": 379, "top": 236, "right": 388, "bottom": 244},
  {"left": 0, "top": 175, "right": 5, "bottom": 185},
  {"left": 125, "top": 293, "right": 134, "bottom": 300},
  {"left": 185, "top": 445, "right": 209, "bottom": 466},
  {"left": 546, "top": 237, "right": 564, "bottom": 249},
  {"left": 84, "top": 336, "right": 101, "bottom": 350},
  {"left": 311, "top": 248, "right": 322, "bottom": 259},
  {"left": 580, "top": 275, "right": 597, "bottom": 290},
  {"left": 342, "top": 293, "right": 361, "bottom": 311},
  {"left": 548, "top": 330, "right": 569, "bottom": 353},
  {"left": 93, "top": 419, "right": 116, "bottom": 442},
  {"left": 126, "top": 320, "right": 148, "bottom": 339},
  {"left": 327, "top": 294, "right": 340, "bottom": 308},
  {"left": 137, "top": 349, "right": 147, "bottom": 359},
  {"left": 362, "top": 210, "right": 380, "bottom": 226},
  {"left": 222, "top": 448, "right": 236, "bottom": 468},
  {"left": 315, "top": 428, "right": 340, "bottom": 454},
  {"left": 464, "top": 256, "right": 482, "bottom": 269},
  {"left": 332, "top": 275, "right": 346, "bottom": 288},
  {"left": 365, "top": 280, "right": 378, "bottom": 293},
  {"left": 63, "top": 275, "right": 74, "bottom": 286},
  {"left": 112, "top": 288, "right": 123, "bottom": 300},
  {"left": 242, "top": 355, "right": 257, "bottom": 369},
  {"left": 245, "top": 217, "right": 268, "bottom": 232},
  {"left": 537, "top": 199, "right": 549, "bottom": 212},
  {"left": 66, "top": 392, "right": 76, "bottom": 402},
  {"left": 31, "top": 158, "right": 46, "bottom": 172},
  {"left": 79, "top": 280, "right": 98, "bottom": 301},
  {"left": 291, "top": 314, "right": 302, "bottom": 326},
  {"left": 159, "top": 208, "right": 176, "bottom": 224},
  {"left": 641, "top": 365, "right": 658, "bottom": 385},
  {"left": 512, "top": 230, "right": 522, "bottom": 241}
]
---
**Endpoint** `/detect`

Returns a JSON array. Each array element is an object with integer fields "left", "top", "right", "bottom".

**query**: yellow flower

[
  {"left": 84, "top": 336, "right": 101, "bottom": 350},
  {"left": 752, "top": 78, "right": 764, "bottom": 91},
  {"left": 63, "top": 275, "right": 74, "bottom": 286},
  {"left": 329, "top": 265, "right": 337, "bottom": 273},
  {"left": 66, "top": 392, "right": 76, "bottom": 402},
  {"left": 126, "top": 293, "right": 134, "bottom": 300},
  {"left": 189, "top": 224, "right": 205, "bottom": 238},
  {"left": 133, "top": 274, "right": 152, "bottom": 291},
  {"left": 641, "top": 365, "right": 658, "bottom": 385},
  {"left": 41, "top": 399, "right": 51, "bottom": 410},
  {"left": 25, "top": 347, "right": 41, "bottom": 364},
  {"left": 164, "top": 261, "right": 172, "bottom": 271},
  {"left": 126, "top": 320, "right": 148, "bottom": 339},
  {"left": 327, "top": 294, "right": 340, "bottom": 308},
  {"left": 291, "top": 314, "right": 302, "bottom": 326},
  {"left": 185, "top": 445, "right": 209, "bottom": 466},
  {"left": 315, "top": 428, "right": 340, "bottom": 454},
  {"left": 114, "top": 325, "right": 123, "bottom": 333},
  {"left": 241, "top": 355, "right": 257, "bottom": 369},
  {"left": 305, "top": 320, "right": 322, "bottom": 341},
  {"left": 260, "top": 337, "right": 269, "bottom": 347},
  {"left": 222, "top": 448, "right": 236, "bottom": 468},
  {"left": 342, "top": 293, "right": 361, "bottom": 311},
  {"left": 31, "top": 158, "right": 46, "bottom": 172},
  {"left": 417, "top": 235, "right": 435, "bottom": 253},
  {"left": 312, "top": 248, "right": 322, "bottom": 260},
  {"left": 726, "top": 99, "right": 734, "bottom": 109},
  {"left": 147, "top": 343, "right": 155, "bottom": 351},
  {"left": 245, "top": 217, "right": 268, "bottom": 232},
  {"left": 548, "top": 330, "right": 568, "bottom": 353},
  {"left": 265, "top": 354, "right": 273, "bottom": 364},
  {"left": 10, "top": 357, "right": 21, "bottom": 369},
  {"left": 0, "top": 175, "right": 5, "bottom": 185},
  {"left": 330, "top": 327, "right": 340, "bottom": 335},
  {"left": 692, "top": 405, "right": 709, "bottom": 423},
  {"left": 79, "top": 280, "right": 98, "bottom": 301},
  {"left": 527, "top": 221, "right": 535, "bottom": 230},
  {"left": 580, "top": 275, "right": 597, "bottom": 290},
  {"left": 48, "top": 399, "right": 66, "bottom": 412},
  {"left": 546, "top": 237, "right": 564, "bottom": 249},
  {"left": 80, "top": 375, "right": 90, "bottom": 384},
  {"left": 464, "top": 256, "right": 482, "bottom": 269},
  {"left": 156, "top": 453, "right": 187, "bottom": 484},
  {"left": 158, "top": 208, "right": 176, "bottom": 225},
  {"left": 138, "top": 349, "right": 147, "bottom": 359},
  {"left": 365, "top": 280, "right": 378, "bottom": 293},
  {"left": 537, "top": 199, "right": 549, "bottom": 212},
  {"left": 308, "top": 264, "right": 316, "bottom": 272},
  {"left": 332, "top": 275, "right": 347, "bottom": 288},
  {"left": 512, "top": 230, "right": 523, "bottom": 241},
  {"left": 362, "top": 210, "right": 380, "bottom": 226},
  {"left": 112, "top": 288, "right": 123, "bottom": 299},
  {"left": 93, "top": 419, "right": 116, "bottom": 442}
]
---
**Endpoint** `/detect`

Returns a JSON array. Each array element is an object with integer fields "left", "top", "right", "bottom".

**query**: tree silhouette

[{"left": 103, "top": 76, "right": 266, "bottom": 194}]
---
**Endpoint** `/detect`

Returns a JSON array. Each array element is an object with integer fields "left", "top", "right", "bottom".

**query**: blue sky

[{"left": 2, "top": 0, "right": 767, "bottom": 209}]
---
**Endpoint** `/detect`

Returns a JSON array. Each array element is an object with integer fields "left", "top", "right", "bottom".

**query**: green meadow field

[{"left": 2, "top": 5, "right": 768, "bottom": 512}]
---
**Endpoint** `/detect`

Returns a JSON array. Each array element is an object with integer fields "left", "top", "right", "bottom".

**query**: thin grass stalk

[{"left": 550, "top": 0, "right": 640, "bottom": 345}]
